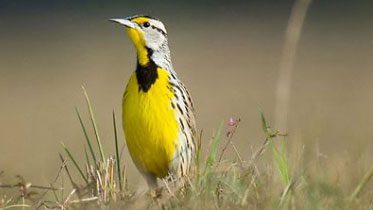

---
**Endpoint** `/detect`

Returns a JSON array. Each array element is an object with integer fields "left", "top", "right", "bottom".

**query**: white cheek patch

[{"left": 144, "top": 31, "right": 165, "bottom": 50}]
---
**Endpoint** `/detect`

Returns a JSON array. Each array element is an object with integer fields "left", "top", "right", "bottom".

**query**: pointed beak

[{"left": 109, "top": 18, "right": 137, "bottom": 29}]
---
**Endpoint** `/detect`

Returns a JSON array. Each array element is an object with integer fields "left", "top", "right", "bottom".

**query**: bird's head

[{"left": 110, "top": 15, "right": 168, "bottom": 65}]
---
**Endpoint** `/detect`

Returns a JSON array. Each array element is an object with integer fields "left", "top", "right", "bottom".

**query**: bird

[{"left": 110, "top": 15, "right": 196, "bottom": 189}]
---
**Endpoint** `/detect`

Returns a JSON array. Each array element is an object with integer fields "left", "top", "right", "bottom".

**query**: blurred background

[{"left": 1, "top": 0, "right": 372, "bottom": 188}]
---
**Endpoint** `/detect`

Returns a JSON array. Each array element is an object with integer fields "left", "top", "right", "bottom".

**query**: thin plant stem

[{"left": 82, "top": 86, "right": 105, "bottom": 162}]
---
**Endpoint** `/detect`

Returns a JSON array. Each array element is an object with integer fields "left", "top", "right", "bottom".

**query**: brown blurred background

[{"left": 1, "top": 0, "right": 372, "bottom": 187}]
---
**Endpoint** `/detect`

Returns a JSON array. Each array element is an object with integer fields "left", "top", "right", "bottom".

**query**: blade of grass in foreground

[
  {"left": 269, "top": 139, "right": 290, "bottom": 186},
  {"left": 204, "top": 122, "right": 223, "bottom": 176},
  {"left": 112, "top": 111, "right": 122, "bottom": 191},
  {"left": 195, "top": 130, "right": 203, "bottom": 180},
  {"left": 349, "top": 167, "right": 373, "bottom": 201},
  {"left": 82, "top": 86, "right": 105, "bottom": 162},
  {"left": 75, "top": 107, "right": 98, "bottom": 168},
  {"left": 261, "top": 111, "right": 290, "bottom": 185},
  {"left": 261, "top": 111, "right": 292, "bottom": 208},
  {"left": 84, "top": 147, "right": 91, "bottom": 169},
  {"left": 61, "top": 142, "right": 89, "bottom": 185},
  {"left": 260, "top": 111, "right": 269, "bottom": 133},
  {"left": 1, "top": 204, "right": 31, "bottom": 210}
]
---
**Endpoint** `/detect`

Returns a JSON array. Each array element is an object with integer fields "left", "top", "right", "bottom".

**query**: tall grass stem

[
  {"left": 82, "top": 86, "right": 105, "bottom": 162},
  {"left": 274, "top": 0, "right": 311, "bottom": 132}
]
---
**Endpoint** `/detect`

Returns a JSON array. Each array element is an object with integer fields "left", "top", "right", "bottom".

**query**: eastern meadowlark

[{"left": 110, "top": 15, "right": 196, "bottom": 188}]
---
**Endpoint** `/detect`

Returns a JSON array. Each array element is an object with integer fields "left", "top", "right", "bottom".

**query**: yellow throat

[{"left": 126, "top": 17, "right": 152, "bottom": 66}]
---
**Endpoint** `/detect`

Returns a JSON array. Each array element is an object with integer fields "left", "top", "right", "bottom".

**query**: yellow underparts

[{"left": 122, "top": 68, "right": 179, "bottom": 178}]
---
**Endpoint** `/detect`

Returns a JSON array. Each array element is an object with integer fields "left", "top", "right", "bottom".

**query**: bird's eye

[{"left": 143, "top": 22, "right": 150, "bottom": 28}]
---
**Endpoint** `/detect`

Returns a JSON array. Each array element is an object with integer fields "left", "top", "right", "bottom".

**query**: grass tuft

[{"left": 1, "top": 95, "right": 372, "bottom": 209}]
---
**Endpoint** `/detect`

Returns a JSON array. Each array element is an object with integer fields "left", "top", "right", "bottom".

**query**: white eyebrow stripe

[
  {"left": 149, "top": 19, "right": 167, "bottom": 34},
  {"left": 150, "top": 25, "right": 167, "bottom": 35}
]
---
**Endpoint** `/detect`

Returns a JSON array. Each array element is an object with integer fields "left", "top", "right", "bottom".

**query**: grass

[{"left": 0, "top": 90, "right": 372, "bottom": 210}]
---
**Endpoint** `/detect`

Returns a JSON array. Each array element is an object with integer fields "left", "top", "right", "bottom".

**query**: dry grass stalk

[{"left": 275, "top": 0, "right": 311, "bottom": 132}]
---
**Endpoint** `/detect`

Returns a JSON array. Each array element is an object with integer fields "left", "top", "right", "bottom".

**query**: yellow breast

[{"left": 122, "top": 68, "right": 179, "bottom": 178}]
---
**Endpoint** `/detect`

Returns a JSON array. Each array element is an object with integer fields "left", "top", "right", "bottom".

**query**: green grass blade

[
  {"left": 269, "top": 138, "right": 290, "bottom": 186},
  {"left": 204, "top": 122, "right": 223, "bottom": 175},
  {"left": 58, "top": 153, "right": 72, "bottom": 196},
  {"left": 261, "top": 112, "right": 290, "bottom": 185},
  {"left": 61, "top": 142, "right": 89, "bottom": 185},
  {"left": 349, "top": 167, "right": 373, "bottom": 201},
  {"left": 195, "top": 130, "right": 203, "bottom": 180},
  {"left": 82, "top": 85, "right": 105, "bottom": 162},
  {"left": 280, "top": 139, "right": 290, "bottom": 184},
  {"left": 84, "top": 147, "right": 91, "bottom": 169},
  {"left": 260, "top": 111, "right": 269, "bottom": 133},
  {"left": 75, "top": 107, "right": 98, "bottom": 168},
  {"left": 49, "top": 183, "right": 60, "bottom": 203},
  {"left": 112, "top": 111, "right": 122, "bottom": 191}
]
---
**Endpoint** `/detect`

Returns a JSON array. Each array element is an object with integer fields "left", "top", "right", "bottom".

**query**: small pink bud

[{"left": 228, "top": 117, "right": 236, "bottom": 127}]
